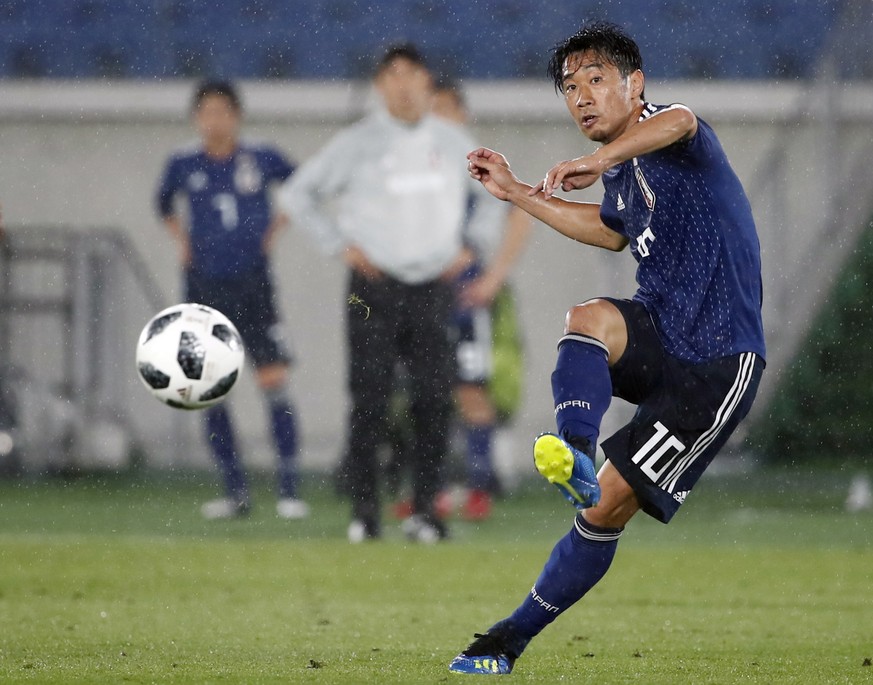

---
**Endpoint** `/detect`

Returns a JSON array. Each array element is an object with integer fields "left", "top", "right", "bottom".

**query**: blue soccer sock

[
  {"left": 465, "top": 423, "right": 495, "bottom": 491},
  {"left": 551, "top": 334, "right": 612, "bottom": 454},
  {"left": 266, "top": 388, "right": 299, "bottom": 499},
  {"left": 500, "top": 516, "right": 623, "bottom": 650},
  {"left": 204, "top": 405, "right": 248, "bottom": 502}
]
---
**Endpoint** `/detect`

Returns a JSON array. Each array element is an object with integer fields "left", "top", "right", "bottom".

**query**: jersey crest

[
  {"left": 234, "top": 153, "right": 263, "bottom": 194},
  {"left": 633, "top": 159, "right": 656, "bottom": 211},
  {"left": 187, "top": 170, "right": 208, "bottom": 192}
]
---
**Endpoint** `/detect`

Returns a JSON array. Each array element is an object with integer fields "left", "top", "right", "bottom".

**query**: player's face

[
  {"left": 194, "top": 94, "right": 241, "bottom": 148},
  {"left": 376, "top": 58, "right": 433, "bottom": 123},
  {"left": 561, "top": 50, "right": 644, "bottom": 144}
]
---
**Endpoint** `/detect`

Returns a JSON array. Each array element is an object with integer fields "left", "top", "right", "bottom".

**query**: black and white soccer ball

[{"left": 135, "top": 303, "right": 245, "bottom": 410}]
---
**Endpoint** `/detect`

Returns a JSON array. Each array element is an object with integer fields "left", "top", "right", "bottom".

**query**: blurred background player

[
  {"left": 156, "top": 80, "right": 308, "bottom": 521},
  {"left": 280, "top": 44, "right": 504, "bottom": 543},
  {"left": 392, "top": 79, "right": 532, "bottom": 521}
]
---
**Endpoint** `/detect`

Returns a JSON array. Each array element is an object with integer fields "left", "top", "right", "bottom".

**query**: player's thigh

[
  {"left": 184, "top": 271, "right": 236, "bottom": 318},
  {"left": 453, "top": 305, "right": 493, "bottom": 385},
  {"left": 603, "top": 352, "right": 764, "bottom": 523},
  {"left": 237, "top": 274, "right": 292, "bottom": 369},
  {"left": 255, "top": 362, "right": 289, "bottom": 390},
  {"left": 602, "top": 298, "right": 666, "bottom": 405}
]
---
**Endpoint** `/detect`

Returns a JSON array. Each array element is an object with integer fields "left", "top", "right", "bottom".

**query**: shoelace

[{"left": 463, "top": 632, "right": 511, "bottom": 657}]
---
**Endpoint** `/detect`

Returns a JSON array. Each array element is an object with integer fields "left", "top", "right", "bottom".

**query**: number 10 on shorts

[{"left": 630, "top": 421, "right": 686, "bottom": 488}]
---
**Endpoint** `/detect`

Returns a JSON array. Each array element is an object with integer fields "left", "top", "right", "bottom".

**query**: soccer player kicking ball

[{"left": 449, "top": 21, "right": 766, "bottom": 675}]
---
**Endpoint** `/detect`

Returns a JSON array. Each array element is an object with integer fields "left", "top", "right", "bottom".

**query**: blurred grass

[{"left": 0, "top": 467, "right": 871, "bottom": 683}]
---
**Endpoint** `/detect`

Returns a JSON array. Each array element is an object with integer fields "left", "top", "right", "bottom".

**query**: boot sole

[{"left": 533, "top": 434, "right": 598, "bottom": 508}]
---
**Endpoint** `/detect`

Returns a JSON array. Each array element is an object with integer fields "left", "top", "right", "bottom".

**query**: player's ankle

[{"left": 563, "top": 434, "right": 594, "bottom": 460}]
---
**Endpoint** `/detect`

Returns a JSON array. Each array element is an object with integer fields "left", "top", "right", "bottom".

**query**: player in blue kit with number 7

[
  {"left": 449, "top": 21, "right": 766, "bottom": 675},
  {"left": 156, "top": 80, "right": 308, "bottom": 521}
]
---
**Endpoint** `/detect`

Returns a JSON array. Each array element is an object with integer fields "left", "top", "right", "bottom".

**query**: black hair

[
  {"left": 547, "top": 21, "right": 643, "bottom": 93},
  {"left": 192, "top": 80, "right": 242, "bottom": 112},
  {"left": 376, "top": 42, "right": 428, "bottom": 74}
]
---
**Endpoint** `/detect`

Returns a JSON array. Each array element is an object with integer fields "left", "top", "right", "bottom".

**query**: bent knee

[
  {"left": 564, "top": 299, "right": 614, "bottom": 336},
  {"left": 256, "top": 363, "right": 289, "bottom": 390},
  {"left": 455, "top": 384, "right": 496, "bottom": 425},
  {"left": 563, "top": 299, "right": 627, "bottom": 363}
]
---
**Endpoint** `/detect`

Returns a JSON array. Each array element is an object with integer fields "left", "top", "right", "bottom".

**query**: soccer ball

[{"left": 135, "top": 303, "right": 245, "bottom": 410}]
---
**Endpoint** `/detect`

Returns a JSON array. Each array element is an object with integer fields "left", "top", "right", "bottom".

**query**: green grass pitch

[{"left": 0, "top": 469, "right": 871, "bottom": 684}]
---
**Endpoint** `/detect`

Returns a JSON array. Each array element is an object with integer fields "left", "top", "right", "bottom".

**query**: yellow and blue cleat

[
  {"left": 448, "top": 629, "right": 519, "bottom": 675},
  {"left": 533, "top": 433, "right": 600, "bottom": 510},
  {"left": 448, "top": 654, "right": 513, "bottom": 675}
]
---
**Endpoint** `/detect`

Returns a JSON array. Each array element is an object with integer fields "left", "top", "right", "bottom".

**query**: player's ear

[{"left": 630, "top": 69, "right": 645, "bottom": 101}]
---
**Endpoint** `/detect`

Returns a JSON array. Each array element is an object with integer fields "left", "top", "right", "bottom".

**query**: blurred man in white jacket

[{"left": 279, "top": 44, "right": 504, "bottom": 543}]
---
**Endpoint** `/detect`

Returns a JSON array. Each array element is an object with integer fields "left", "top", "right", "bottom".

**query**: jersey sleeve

[
  {"left": 599, "top": 193, "right": 624, "bottom": 235},
  {"left": 691, "top": 122, "right": 723, "bottom": 166},
  {"left": 156, "top": 156, "right": 183, "bottom": 218},
  {"left": 263, "top": 147, "right": 296, "bottom": 183},
  {"left": 667, "top": 105, "right": 718, "bottom": 168},
  {"left": 276, "top": 128, "right": 357, "bottom": 256}
]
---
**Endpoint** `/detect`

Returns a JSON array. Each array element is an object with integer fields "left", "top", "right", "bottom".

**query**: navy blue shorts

[
  {"left": 450, "top": 263, "right": 492, "bottom": 384},
  {"left": 185, "top": 266, "right": 292, "bottom": 368},
  {"left": 600, "top": 298, "right": 764, "bottom": 523}
]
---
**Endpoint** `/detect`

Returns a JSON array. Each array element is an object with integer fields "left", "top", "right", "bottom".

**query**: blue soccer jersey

[
  {"left": 157, "top": 140, "right": 295, "bottom": 277},
  {"left": 599, "top": 103, "right": 766, "bottom": 364}
]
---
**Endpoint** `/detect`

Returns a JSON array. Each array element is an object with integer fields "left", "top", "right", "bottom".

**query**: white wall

[{"left": 1, "top": 79, "right": 871, "bottom": 475}]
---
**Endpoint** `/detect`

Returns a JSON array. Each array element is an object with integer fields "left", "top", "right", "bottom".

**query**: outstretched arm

[
  {"left": 535, "top": 105, "right": 698, "bottom": 197},
  {"left": 276, "top": 133, "right": 350, "bottom": 257},
  {"left": 467, "top": 148, "right": 628, "bottom": 252}
]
